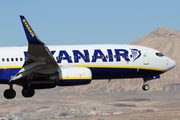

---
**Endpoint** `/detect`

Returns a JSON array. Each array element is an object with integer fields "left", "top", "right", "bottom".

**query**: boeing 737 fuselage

[{"left": 0, "top": 16, "right": 176, "bottom": 99}]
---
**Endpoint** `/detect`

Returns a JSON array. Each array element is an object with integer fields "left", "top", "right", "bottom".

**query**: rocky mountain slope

[
  {"left": 130, "top": 27, "right": 180, "bottom": 90},
  {"left": 55, "top": 27, "right": 180, "bottom": 93}
]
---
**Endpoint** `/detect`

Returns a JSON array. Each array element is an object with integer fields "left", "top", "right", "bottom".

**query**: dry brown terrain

[
  {"left": 1, "top": 86, "right": 180, "bottom": 119},
  {"left": 0, "top": 87, "right": 180, "bottom": 119},
  {"left": 0, "top": 27, "right": 180, "bottom": 119}
]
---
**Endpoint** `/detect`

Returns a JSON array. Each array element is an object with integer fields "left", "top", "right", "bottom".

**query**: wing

[{"left": 10, "top": 16, "right": 59, "bottom": 83}]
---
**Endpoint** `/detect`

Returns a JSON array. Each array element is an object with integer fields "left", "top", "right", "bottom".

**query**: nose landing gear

[
  {"left": 142, "top": 78, "right": 150, "bottom": 91},
  {"left": 142, "top": 84, "right": 149, "bottom": 91}
]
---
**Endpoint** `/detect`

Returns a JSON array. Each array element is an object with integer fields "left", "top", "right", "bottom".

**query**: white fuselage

[{"left": 0, "top": 44, "right": 176, "bottom": 82}]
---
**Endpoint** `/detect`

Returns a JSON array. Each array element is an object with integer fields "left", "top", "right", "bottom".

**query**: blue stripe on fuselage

[
  {"left": 89, "top": 67, "right": 163, "bottom": 79},
  {"left": 58, "top": 79, "right": 91, "bottom": 86},
  {"left": 0, "top": 67, "right": 164, "bottom": 84},
  {"left": 0, "top": 68, "right": 21, "bottom": 84}
]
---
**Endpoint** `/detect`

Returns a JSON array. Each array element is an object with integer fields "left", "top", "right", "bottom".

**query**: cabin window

[
  {"left": 82, "top": 56, "right": 85, "bottom": 59},
  {"left": 69, "top": 56, "right": 72, "bottom": 60},
  {"left": 11, "top": 58, "right": 14, "bottom": 61},
  {"left": 16, "top": 58, "right": 18, "bottom": 61},
  {"left": 130, "top": 55, "right": 132, "bottom": 58},
  {"left": 60, "top": 56, "right": 63, "bottom": 60},
  {"left": 110, "top": 55, "right": 112, "bottom": 59},
  {"left": 106, "top": 55, "right": 108, "bottom": 58},
  {"left": 118, "top": 55, "right": 120, "bottom": 58},
  {"left": 7, "top": 58, "right": 9, "bottom": 62},
  {"left": 78, "top": 56, "right": 81, "bottom": 59},
  {"left": 2, "top": 58, "right": 4, "bottom": 62},
  {"left": 20, "top": 58, "right": 23, "bottom": 61},
  {"left": 122, "top": 55, "right": 125, "bottom": 58},
  {"left": 156, "top": 53, "right": 164, "bottom": 57},
  {"left": 74, "top": 56, "right": 77, "bottom": 60},
  {"left": 101, "top": 55, "right": 104, "bottom": 59},
  {"left": 87, "top": 55, "right": 89, "bottom": 59},
  {"left": 56, "top": 57, "right": 59, "bottom": 60},
  {"left": 126, "top": 55, "right": 129, "bottom": 58},
  {"left": 92, "top": 56, "right": 95, "bottom": 59},
  {"left": 114, "top": 55, "right": 117, "bottom": 58}
]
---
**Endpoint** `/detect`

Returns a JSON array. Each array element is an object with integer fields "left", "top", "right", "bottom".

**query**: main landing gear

[
  {"left": 4, "top": 85, "right": 16, "bottom": 99},
  {"left": 142, "top": 78, "right": 149, "bottom": 91},
  {"left": 22, "top": 87, "right": 35, "bottom": 98},
  {"left": 3, "top": 85, "right": 35, "bottom": 99}
]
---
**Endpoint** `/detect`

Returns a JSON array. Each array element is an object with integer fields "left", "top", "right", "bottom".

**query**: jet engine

[
  {"left": 58, "top": 67, "right": 92, "bottom": 86},
  {"left": 26, "top": 67, "right": 92, "bottom": 89}
]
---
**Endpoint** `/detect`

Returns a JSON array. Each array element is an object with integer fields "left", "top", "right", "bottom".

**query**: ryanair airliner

[{"left": 1, "top": 16, "right": 176, "bottom": 99}]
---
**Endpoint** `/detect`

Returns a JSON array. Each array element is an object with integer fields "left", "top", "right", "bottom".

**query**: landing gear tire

[
  {"left": 142, "top": 84, "right": 149, "bottom": 91},
  {"left": 22, "top": 87, "right": 35, "bottom": 98},
  {"left": 4, "top": 89, "right": 16, "bottom": 99}
]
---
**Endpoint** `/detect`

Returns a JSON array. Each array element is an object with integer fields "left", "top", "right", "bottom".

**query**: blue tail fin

[{"left": 20, "top": 15, "right": 44, "bottom": 45}]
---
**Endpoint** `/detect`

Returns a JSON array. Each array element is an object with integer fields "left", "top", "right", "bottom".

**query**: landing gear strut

[
  {"left": 3, "top": 85, "right": 16, "bottom": 99},
  {"left": 142, "top": 78, "right": 149, "bottom": 91},
  {"left": 3, "top": 84, "right": 35, "bottom": 99}
]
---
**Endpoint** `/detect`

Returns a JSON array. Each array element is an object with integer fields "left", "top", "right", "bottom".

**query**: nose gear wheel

[{"left": 142, "top": 84, "right": 149, "bottom": 91}]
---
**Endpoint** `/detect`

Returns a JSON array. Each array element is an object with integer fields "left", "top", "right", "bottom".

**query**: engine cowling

[{"left": 58, "top": 67, "right": 92, "bottom": 86}]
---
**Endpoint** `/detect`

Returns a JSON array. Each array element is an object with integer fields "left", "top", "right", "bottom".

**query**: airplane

[{"left": 0, "top": 15, "right": 176, "bottom": 99}]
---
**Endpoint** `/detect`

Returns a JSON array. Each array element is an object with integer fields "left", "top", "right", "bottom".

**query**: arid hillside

[
  {"left": 56, "top": 27, "right": 180, "bottom": 93},
  {"left": 129, "top": 27, "right": 180, "bottom": 90}
]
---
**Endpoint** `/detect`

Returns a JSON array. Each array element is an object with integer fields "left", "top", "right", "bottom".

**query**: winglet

[{"left": 20, "top": 15, "right": 44, "bottom": 45}]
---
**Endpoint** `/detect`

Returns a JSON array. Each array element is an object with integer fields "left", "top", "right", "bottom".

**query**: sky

[{"left": 0, "top": 0, "right": 180, "bottom": 47}]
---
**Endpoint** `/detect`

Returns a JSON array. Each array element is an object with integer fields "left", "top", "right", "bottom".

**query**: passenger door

[{"left": 142, "top": 50, "right": 149, "bottom": 65}]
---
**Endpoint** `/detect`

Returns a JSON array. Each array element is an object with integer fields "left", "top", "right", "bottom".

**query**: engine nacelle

[{"left": 58, "top": 67, "right": 92, "bottom": 86}]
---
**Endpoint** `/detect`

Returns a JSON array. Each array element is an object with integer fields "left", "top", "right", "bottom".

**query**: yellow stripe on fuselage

[
  {"left": 0, "top": 65, "right": 167, "bottom": 73},
  {"left": 0, "top": 66, "right": 22, "bottom": 69},
  {"left": 60, "top": 77, "right": 91, "bottom": 80},
  {"left": 74, "top": 65, "right": 167, "bottom": 72}
]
